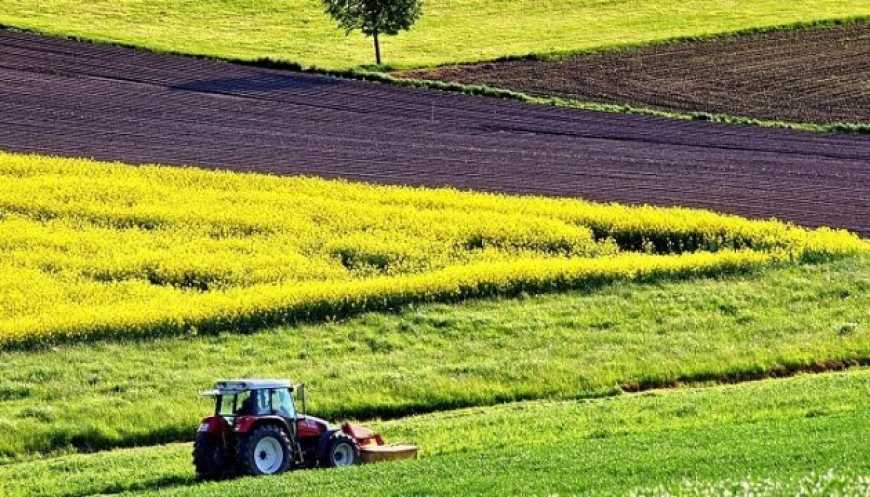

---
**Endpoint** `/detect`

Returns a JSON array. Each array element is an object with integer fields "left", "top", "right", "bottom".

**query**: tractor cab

[{"left": 207, "top": 379, "right": 298, "bottom": 423}]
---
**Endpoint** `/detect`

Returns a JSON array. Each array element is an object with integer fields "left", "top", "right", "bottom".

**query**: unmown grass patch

[{"left": 1, "top": 1, "right": 868, "bottom": 70}]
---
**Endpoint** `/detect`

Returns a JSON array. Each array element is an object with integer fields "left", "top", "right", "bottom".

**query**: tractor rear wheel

[
  {"left": 237, "top": 425, "right": 293, "bottom": 476},
  {"left": 193, "top": 432, "right": 231, "bottom": 479},
  {"left": 321, "top": 433, "right": 360, "bottom": 468}
]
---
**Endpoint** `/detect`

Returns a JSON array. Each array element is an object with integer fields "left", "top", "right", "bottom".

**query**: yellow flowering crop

[{"left": 0, "top": 152, "right": 864, "bottom": 348}]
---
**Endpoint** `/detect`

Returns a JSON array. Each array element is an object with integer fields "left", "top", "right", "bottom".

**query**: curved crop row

[{"left": 0, "top": 152, "right": 865, "bottom": 348}]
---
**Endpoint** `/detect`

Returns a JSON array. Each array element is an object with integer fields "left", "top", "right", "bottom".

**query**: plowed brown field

[
  {"left": 0, "top": 30, "right": 868, "bottom": 234},
  {"left": 405, "top": 24, "right": 870, "bottom": 125}
]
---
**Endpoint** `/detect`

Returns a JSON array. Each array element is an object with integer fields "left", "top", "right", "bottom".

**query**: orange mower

[{"left": 193, "top": 379, "right": 417, "bottom": 478}]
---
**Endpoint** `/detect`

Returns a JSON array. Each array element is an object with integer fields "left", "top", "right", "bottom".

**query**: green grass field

[
  {"left": 1, "top": 0, "right": 868, "bottom": 69},
  {"left": 1, "top": 254, "right": 866, "bottom": 461},
  {"left": 3, "top": 369, "right": 868, "bottom": 497},
  {"left": 2, "top": 3, "right": 869, "bottom": 492}
]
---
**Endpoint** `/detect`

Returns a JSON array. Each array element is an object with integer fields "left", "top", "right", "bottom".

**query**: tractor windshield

[
  {"left": 270, "top": 388, "right": 296, "bottom": 418},
  {"left": 214, "top": 388, "right": 295, "bottom": 418},
  {"left": 214, "top": 390, "right": 261, "bottom": 417},
  {"left": 216, "top": 394, "right": 237, "bottom": 417}
]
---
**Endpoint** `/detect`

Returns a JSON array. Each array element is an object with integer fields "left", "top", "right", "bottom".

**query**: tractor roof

[{"left": 202, "top": 379, "right": 294, "bottom": 395}]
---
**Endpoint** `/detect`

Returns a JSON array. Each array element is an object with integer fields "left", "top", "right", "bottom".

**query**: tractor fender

[
  {"left": 198, "top": 415, "right": 231, "bottom": 434},
  {"left": 234, "top": 415, "right": 293, "bottom": 435},
  {"left": 296, "top": 415, "right": 329, "bottom": 438}
]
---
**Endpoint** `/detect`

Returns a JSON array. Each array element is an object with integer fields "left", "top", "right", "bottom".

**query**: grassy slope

[
  {"left": 1, "top": 254, "right": 867, "bottom": 460},
  {"left": 1, "top": 1, "right": 868, "bottom": 69},
  {"left": 3, "top": 369, "right": 868, "bottom": 497}
]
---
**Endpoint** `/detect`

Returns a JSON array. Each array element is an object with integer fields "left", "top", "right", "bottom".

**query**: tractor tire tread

[
  {"left": 193, "top": 432, "right": 231, "bottom": 480},
  {"left": 320, "top": 432, "right": 360, "bottom": 468},
  {"left": 236, "top": 424, "right": 293, "bottom": 476}
]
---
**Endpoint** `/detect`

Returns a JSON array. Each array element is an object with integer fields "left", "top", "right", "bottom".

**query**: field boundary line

[
  {"left": 1, "top": 16, "right": 868, "bottom": 134},
  {"left": 340, "top": 71, "right": 870, "bottom": 134},
  {"left": 407, "top": 15, "right": 870, "bottom": 67},
  {"left": 0, "top": 251, "right": 777, "bottom": 351}
]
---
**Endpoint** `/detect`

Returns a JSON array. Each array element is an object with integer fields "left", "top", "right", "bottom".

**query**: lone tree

[{"left": 322, "top": 0, "right": 423, "bottom": 65}]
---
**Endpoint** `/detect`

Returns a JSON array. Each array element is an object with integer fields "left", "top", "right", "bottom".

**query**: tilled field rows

[
  {"left": 406, "top": 23, "right": 870, "bottom": 125},
  {"left": 0, "top": 30, "right": 868, "bottom": 234}
]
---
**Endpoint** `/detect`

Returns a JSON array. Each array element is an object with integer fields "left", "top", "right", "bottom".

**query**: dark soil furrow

[
  {"left": 405, "top": 23, "right": 870, "bottom": 124},
  {"left": 0, "top": 29, "right": 868, "bottom": 234}
]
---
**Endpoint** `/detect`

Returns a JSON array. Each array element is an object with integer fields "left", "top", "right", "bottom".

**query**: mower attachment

[{"left": 342, "top": 422, "right": 419, "bottom": 464}]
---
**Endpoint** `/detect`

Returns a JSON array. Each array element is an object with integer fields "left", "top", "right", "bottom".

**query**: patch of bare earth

[
  {"left": 1, "top": 30, "right": 868, "bottom": 234},
  {"left": 403, "top": 24, "right": 870, "bottom": 124}
]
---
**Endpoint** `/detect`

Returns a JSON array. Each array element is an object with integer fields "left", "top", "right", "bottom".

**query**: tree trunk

[{"left": 373, "top": 31, "right": 381, "bottom": 65}]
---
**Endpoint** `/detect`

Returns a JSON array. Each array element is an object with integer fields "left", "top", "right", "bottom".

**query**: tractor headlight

[{"left": 198, "top": 423, "right": 209, "bottom": 432}]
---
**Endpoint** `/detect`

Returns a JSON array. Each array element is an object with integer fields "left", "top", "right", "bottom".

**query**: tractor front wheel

[
  {"left": 237, "top": 425, "right": 293, "bottom": 476},
  {"left": 321, "top": 433, "right": 360, "bottom": 468},
  {"left": 193, "top": 432, "right": 232, "bottom": 479}
]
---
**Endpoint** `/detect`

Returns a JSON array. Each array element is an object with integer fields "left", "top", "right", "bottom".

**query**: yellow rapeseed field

[{"left": 0, "top": 151, "right": 864, "bottom": 347}]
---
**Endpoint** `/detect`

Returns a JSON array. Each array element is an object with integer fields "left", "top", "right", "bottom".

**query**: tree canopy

[{"left": 322, "top": 0, "right": 424, "bottom": 64}]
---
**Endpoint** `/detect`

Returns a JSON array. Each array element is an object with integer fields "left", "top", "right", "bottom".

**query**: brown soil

[
  {"left": 404, "top": 24, "right": 870, "bottom": 125},
  {"left": 0, "top": 30, "right": 868, "bottom": 235}
]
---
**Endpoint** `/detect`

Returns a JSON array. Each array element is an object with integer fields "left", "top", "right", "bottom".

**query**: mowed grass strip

[
  {"left": 1, "top": 1, "right": 868, "bottom": 69},
  {"left": 1, "top": 152, "right": 863, "bottom": 348},
  {"left": 0, "top": 254, "right": 867, "bottom": 460},
  {"left": 2, "top": 370, "right": 868, "bottom": 497}
]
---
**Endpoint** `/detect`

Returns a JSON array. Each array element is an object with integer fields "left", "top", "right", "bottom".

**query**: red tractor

[{"left": 193, "top": 379, "right": 415, "bottom": 478}]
